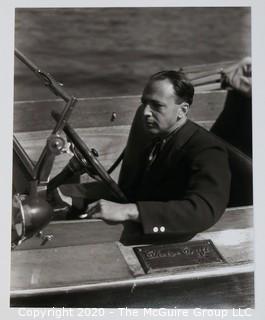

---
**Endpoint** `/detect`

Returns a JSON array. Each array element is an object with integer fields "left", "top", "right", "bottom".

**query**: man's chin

[{"left": 144, "top": 126, "right": 159, "bottom": 135}]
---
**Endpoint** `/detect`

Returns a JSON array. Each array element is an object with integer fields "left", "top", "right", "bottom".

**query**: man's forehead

[{"left": 143, "top": 79, "right": 175, "bottom": 98}]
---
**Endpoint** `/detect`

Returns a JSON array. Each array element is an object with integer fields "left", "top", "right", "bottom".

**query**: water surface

[{"left": 14, "top": 7, "right": 251, "bottom": 100}]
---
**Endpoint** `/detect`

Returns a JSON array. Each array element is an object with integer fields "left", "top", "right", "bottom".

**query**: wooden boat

[{"left": 11, "top": 57, "right": 253, "bottom": 308}]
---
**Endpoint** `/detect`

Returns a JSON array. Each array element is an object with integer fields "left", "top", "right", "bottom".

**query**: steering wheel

[{"left": 48, "top": 111, "right": 127, "bottom": 203}]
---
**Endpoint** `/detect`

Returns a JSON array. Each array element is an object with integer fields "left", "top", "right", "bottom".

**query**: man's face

[{"left": 141, "top": 79, "right": 183, "bottom": 136}]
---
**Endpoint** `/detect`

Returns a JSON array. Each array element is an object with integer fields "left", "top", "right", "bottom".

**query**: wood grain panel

[
  {"left": 11, "top": 242, "right": 132, "bottom": 291},
  {"left": 13, "top": 91, "right": 227, "bottom": 132},
  {"left": 206, "top": 207, "right": 253, "bottom": 232},
  {"left": 16, "top": 220, "right": 124, "bottom": 251},
  {"left": 11, "top": 207, "right": 253, "bottom": 306},
  {"left": 14, "top": 207, "right": 252, "bottom": 251}
]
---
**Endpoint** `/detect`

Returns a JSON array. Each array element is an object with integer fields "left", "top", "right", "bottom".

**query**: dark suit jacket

[{"left": 119, "top": 107, "right": 231, "bottom": 241}]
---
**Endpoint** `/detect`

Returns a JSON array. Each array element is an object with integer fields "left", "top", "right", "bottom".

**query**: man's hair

[{"left": 150, "top": 70, "right": 194, "bottom": 106}]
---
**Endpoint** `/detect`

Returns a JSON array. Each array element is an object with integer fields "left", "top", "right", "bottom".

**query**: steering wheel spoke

[{"left": 50, "top": 111, "right": 127, "bottom": 203}]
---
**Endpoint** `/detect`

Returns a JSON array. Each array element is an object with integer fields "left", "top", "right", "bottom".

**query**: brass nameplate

[{"left": 134, "top": 240, "right": 225, "bottom": 273}]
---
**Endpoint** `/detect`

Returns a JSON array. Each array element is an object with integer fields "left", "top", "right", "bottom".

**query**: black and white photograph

[{"left": 3, "top": 2, "right": 262, "bottom": 316}]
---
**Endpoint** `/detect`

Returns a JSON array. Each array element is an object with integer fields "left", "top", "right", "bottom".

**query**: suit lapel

[
  {"left": 145, "top": 120, "right": 199, "bottom": 175},
  {"left": 167, "top": 120, "right": 199, "bottom": 151}
]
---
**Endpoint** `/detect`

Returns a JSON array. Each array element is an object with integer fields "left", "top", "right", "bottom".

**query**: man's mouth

[{"left": 145, "top": 120, "right": 155, "bottom": 128}]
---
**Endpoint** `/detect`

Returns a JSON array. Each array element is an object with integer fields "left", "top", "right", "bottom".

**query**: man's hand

[
  {"left": 87, "top": 199, "right": 140, "bottom": 222},
  {"left": 223, "top": 57, "right": 252, "bottom": 97}
]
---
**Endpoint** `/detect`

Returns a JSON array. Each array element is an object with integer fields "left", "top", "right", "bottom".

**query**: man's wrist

[{"left": 126, "top": 203, "right": 140, "bottom": 222}]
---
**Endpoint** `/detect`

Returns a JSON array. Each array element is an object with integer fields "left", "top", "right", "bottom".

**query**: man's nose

[{"left": 143, "top": 103, "right": 152, "bottom": 116}]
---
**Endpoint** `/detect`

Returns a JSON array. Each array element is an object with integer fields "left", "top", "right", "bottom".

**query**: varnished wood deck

[
  {"left": 11, "top": 206, "right": 253, "bottom": 307},
  {"left": 14, "top": 90, "right": 227, "bottom": 132}
]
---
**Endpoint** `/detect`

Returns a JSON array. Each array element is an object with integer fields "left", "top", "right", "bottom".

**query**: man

[{"left": 59, "top": 70, "right": 231, "bottom": 241}]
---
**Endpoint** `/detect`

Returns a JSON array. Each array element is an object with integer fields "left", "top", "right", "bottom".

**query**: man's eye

[
  {"left": 152, "top": 103, "right": 163, "bottom": 109},
  {"left": 140, "top": 99, "right": 163, "bottom": 109}
]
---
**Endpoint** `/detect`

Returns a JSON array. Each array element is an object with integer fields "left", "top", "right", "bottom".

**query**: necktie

[{"left": 147, "top": 138, "right": 166, "bottom": 169}]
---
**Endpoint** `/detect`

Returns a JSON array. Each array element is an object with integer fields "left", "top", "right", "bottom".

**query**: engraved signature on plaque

[
  {"left": 144, "top": 245, "right": 210, "bottom": 259},
  {"left": 134, "top": 240, "right": 226, "bottom": 273}
]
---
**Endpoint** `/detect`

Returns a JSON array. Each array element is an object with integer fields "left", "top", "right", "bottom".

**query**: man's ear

[
  {"left": 180, "top": 102, "right": 190, "bottom": 116},
  {"left": 176, "top": 102, "right": 189, "bottom": 120}
]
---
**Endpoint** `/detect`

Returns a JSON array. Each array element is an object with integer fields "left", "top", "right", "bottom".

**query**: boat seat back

[
  {"left": 218, "top": 138, "right": 252, "bottom": 207},
  {"left": 211, "top": 90, "right": 252, "bottom": 157},
  {"left": 210, "top": 90, "right": 253, "bottom": 206}
]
